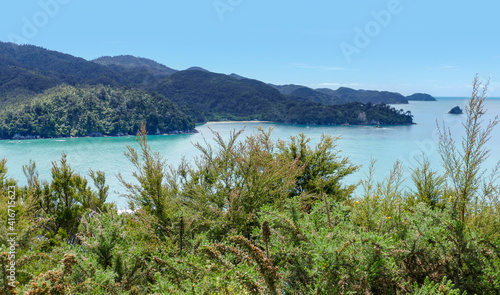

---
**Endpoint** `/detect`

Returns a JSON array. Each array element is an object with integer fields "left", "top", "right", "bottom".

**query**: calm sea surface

[{"left": 1, "top": 97, "right": 499, "bottom": 209}]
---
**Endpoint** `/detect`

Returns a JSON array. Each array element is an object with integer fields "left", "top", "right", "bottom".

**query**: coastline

[
  {"left": 2, "top": 128, "right": 199, "bottom": 141},
  {"left": 199, "top": 120, "right": 415, "bottom": 127},
  {"left": 203, "top": 120, "right": 272, "bottom": 124},
  {"left": 5, "top": 116, "right": 417, "bottom": 141}
]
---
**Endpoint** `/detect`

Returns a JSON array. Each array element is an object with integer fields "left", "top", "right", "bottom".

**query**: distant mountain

[
  {"left": 0, "top": 42, "right": 126, "bottom": 105},
  {"left": 288, "top": 87, "right": 334, "bottom": 105},
  {"left": 320, "top": 87, "right": 408, "bottom": 104},
  {"left": 0, "top": 42, "right": 124, "bottom": 87},
  {"left": 406, "top": 93, "right": 437, "bottom": 101},
  {"left": 186, "top": 66, "right": 210, "bottom": 72},
  {"left": 272, "top": 83, "right": 409, "bottom": 105},
  {"left": 270, "top": 84, "right": 305, "bottom": 95},
  {"left": 153, "top": 70, "right": 286, "bottom": 121},
  {"left": 0, "top": 54, "right": 59, "bottom": 105},
  {"left": 92, "top": 55, "right": 179, "bottom": 89},
  {"left": 0, "top": 43, "right": 184, "bottom": 105},
  {"left": 93, "top": 55, "right": 178, "bottom": 75},
  {"left": 229, "top": 73, "right": 248, "bottom": 80}
]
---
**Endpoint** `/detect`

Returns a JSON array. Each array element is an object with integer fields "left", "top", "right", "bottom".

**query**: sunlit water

[{"left": 1, "top": 97, "right": 499, "bottom": 209}]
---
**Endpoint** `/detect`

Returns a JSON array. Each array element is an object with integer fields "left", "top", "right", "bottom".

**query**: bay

[{"left": 1, "top": 97, "right": 499, "bottom": 209}]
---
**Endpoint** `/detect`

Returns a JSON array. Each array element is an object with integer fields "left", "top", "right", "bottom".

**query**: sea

[{"left": 1, "top": 97, "right": 499, "bottom": 209}]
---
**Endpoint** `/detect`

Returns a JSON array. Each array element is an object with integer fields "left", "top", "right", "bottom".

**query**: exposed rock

[
  {"left": 358, "top": 111, "right": 367, "bottom": 122},
  {"left": 12, "top": 134, "right": 40, "bottom": 140},
  {"left": 448, "top": 106, "right": 463, "bottom": 114}
]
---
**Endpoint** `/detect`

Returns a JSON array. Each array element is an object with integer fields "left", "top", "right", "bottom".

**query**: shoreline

[
  {"left": 4, "top": 120, "right": 416, "bottom": 141},
  {"left": 2, "top": 128, "right": 199, "bottom": 141},
  {"left": 200, "top": 120, "right": 415, "bottom": 126},
  {"left": 203, "top": 120, "right": 272, "bottom": 124}
]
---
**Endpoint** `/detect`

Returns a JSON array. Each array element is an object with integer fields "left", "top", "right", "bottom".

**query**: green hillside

[
  {"left": 153, "top": 70, "right": 413, "bottom": 125},
  {"left": 0, "top": 85, "right": 195, "bottom": 139},
  {"left": 153, "top": 70, "right": 285, "bottom": 121}
]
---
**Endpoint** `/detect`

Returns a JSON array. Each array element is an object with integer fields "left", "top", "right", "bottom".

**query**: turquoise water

[{"left": 1, "top": 97, "right": 499, "bottom": 209}]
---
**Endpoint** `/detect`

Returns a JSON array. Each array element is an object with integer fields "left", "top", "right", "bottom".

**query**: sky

[{"left": 1, "top": 0, "right": 500, "bottom": 97}]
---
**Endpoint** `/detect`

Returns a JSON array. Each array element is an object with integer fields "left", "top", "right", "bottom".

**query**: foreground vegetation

[{"left": 1, "top": 78, "right": 499, "bottom": 294}]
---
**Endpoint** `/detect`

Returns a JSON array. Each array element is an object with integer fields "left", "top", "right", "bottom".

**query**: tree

[
  {"left": 181, "top": 127, "right": 303, "bottom": 239},
  {"left": 408, "top": 154, "right": 446, "bottom": 208},
  {"left": 118, "top": 124, "right": 178, "bottom": 239},
  {"left": 277, "top": 133, "right": 359, "bottom": 211},
  {"left": 438, "top": 76, "right": 499, "bottom": 222},
  {"left": 24, "top": 154, "right": 109, "bottom": 244}
]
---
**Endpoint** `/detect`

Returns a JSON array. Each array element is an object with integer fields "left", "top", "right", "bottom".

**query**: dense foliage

[
  {"left": 0, "top": 78, "right": 499, "bottom": 294},
  {"left": 271, "top": 85, "right": 413, "bottom": 105},
  {"left": 152, "top": 70, "right": 286, "bottom": 121},
  {"left": 278, "top": 101, "right": 413, "bottom": 125},
  {"left": 0, "top": 85, "right": 195, "bottom": 139},
  {"left": 0, "top": 42, "right": 173, "bottom": 106}
]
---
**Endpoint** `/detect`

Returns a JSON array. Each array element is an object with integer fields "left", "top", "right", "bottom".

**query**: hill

[
  {"left": 406, "top": 93, "right": 437, "bottom": 101},
  {"left": 0, "top": 54, "right": 59, "bottom": 105},
  {"left": 326, "top": 87, "right": 408, "bottom": 104},
  {"left": 0, "top": 43, "right": 181, "bottom": 105},
  {"left": 314, "top": 87, "right": 408, "bottom": 104},
  {"left": 0, "top": 42, "right": 126, "bottom": 105},
  {"left": 270, "top": 84, "right": 306, "bottom": 95},
  {"left": 288, "top": 87, "right": 334, "bottom": 105},
  {"left": 152, "top": 70, "right": 413, "bottom": 125},
  {"left": 271, "top": 83, "right": 409, "bottom": 105},
  {"left": 186, "top": 66, "right": 210, "bottom": 72},
  {"left": 153, "top": 70, "right": 285, "bottom": 121},
  {"left": 92, "top": 55, "right": 177, "bottom": 75},
  {"left": 229, "top": 73, "right": 248, "bottom": 80},
  {"left": 0, "top": 85, "right": 195, "bottom": 139}
]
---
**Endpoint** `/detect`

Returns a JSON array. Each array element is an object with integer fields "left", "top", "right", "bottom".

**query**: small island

[
  {"left": 448, "top": 106, "right": 463, "bottom": 114},
  {"left": 406, "top": 93, "right": 437, "bottom": 101}
]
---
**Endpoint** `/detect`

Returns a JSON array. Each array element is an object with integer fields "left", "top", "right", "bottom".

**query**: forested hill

[
  {"left": 152, "top": 70, "right": 414, "bottom": 125},
  {"left": 406, "top": 93, "right": 437, "bottom": 101},
  {"left": 92, "top": 55, "right": 178, "bottom": 88},
  {"left": 0, "top": 42, "right": 415, "bottom": 139},
  {"left": 0, "top": 43, "right": 174, "bottom": 106},
  {"left": 152, "top": 70, "right": 286, "bottom": 121},
  {"left": 0, "top": 85, "right": 195, "bottom": 139},
  {"left": 92, "top": 55, "right": 178, "bottom": 75},
  {"left": 0, "top": 42, "right": 124, "bottom": 104},
  {"left": 270, "top": 84, "right": 410, "bottom": 104}
]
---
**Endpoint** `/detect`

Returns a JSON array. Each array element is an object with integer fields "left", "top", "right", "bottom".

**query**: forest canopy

[{"left": 0, "top": 85, "right": 196, "bottom": 139}]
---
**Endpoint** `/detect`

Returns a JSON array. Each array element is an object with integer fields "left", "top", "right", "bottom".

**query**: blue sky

[{"left": 2, "top": 0, "right": 500, "bottom": 96}]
